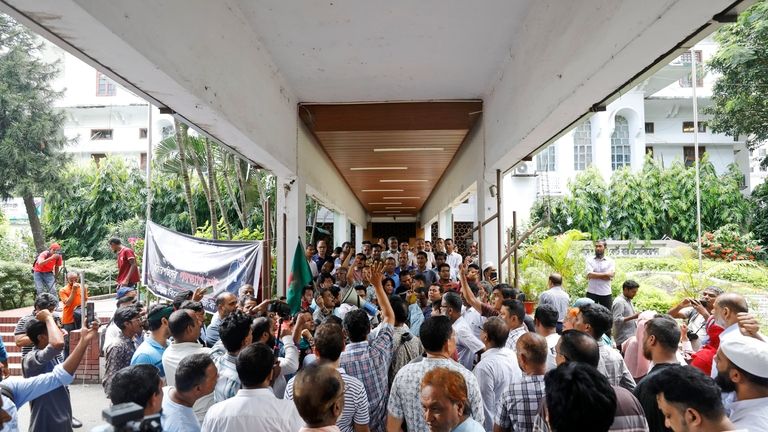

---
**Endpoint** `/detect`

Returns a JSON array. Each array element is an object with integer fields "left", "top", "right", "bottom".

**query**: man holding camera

[
  {"left": 32, "top": 243, "right": 63, "bottom": 297},
  {"left": 668, "top": 286, "right": 722, "bottom": 351}
]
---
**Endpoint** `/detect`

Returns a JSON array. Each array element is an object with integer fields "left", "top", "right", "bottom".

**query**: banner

[{"left": 143, "top": 221, "right": 263, "bottom": 313}]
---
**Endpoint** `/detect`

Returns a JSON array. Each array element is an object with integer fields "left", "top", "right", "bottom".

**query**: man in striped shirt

[{"left": 285, "top": 322, "right": 370, "bottom": 432}]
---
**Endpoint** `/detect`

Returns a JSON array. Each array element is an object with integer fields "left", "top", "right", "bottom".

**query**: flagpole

[{"left": 690, "top": 50, "right": 703, "bottom": 275}]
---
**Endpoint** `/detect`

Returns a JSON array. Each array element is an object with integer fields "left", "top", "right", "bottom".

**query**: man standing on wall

[
  {"left": 109, "top": 238, "right": 141, "bottom": 289},
  {"left": 33, "top": 242, "right": 63, "bottom": 297},
  {"left": 585, "top": 239, "right": 615, "bottom": 309}
]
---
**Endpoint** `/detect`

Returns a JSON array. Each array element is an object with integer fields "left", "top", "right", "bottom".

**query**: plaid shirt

[
  {"left": 103, "top": 333, "right": 136, "bottom": 396},
  {"left": 339, "top": 323, "right": 394, "bottom": 432},
  {"left": 505, "top": 325, "right": 529, "bottom": 351},
  {"left": 597, "top": 341, "right": 636, "bottom": 391},
  {"left": 494, "top": 374, "right": 545, "bottom": 431}
]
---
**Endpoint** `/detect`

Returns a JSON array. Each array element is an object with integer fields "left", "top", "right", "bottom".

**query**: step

[
  {"left": 5, "top": 351, "right": 22, "bottom": 365},
  {"left": 2, "top": 332, "right": 15, "bottom": 344},
  {"left": 0, "top": 323, "right": 17, "bottom": 333},
  {"left": 5, "top": 362, "right": 22, "bottom": 377}
]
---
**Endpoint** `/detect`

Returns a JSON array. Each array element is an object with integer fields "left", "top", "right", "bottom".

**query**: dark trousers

[
  {"left": 586, "top": 292, "right": 613, "bottom": 310},
  {"left": 556, "top": 322, "right": 564, "bottom": 334}
]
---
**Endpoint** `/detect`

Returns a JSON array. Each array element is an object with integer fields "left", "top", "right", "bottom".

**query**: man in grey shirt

[
  {"left": 21, "top": 309, "right": 72, "bottom": 432},
  {"left": 612, "top": 280, "right": 641, "bottom": 351},
  {"left": 537, "top": 273, "right": 570, "bottom": 333}
]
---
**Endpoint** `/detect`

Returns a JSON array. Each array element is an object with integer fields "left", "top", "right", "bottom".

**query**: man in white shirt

[
  {"left": 534, "top": 304, "right": 561, "bottom": 371},
  {"left": 202, "top": 343, "right": 304, "bottom": 432},
  {"left": 537, "top": 273, "right": 570, "bottom": 333},
  {"left": 473, "top": 316, "right": 521, "bottom": 430},
  {"left": 162, "top": 309, "right": 212, "bottom": 422},
  {"left": 714, "top": 336, "right": 768, "bottom": 431},
  {"left": 444, "top": 239, "right": 462, "bottom": 279},
  {"left": 442, "top": 291, "right": 484, "bottom": 370},
  {"left": 163, "top": 353, "right": 217, "bottom": 432},
  {"left": 585, "top": 239, "right": 614, "bottom": 309}
]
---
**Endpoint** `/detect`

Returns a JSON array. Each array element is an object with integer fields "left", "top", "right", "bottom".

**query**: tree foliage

[
  {"left": 751, "top": 181, "right": 768, "bottom": 247},
  {"left": 564, "top": 166, "right": 607, "bottom": 240},
  {"left": 707, "top": 1, "right": 768, "bottom": 168}
]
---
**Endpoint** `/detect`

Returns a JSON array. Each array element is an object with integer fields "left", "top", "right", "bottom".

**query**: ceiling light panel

[
  {"left": 362, "top": 189, "right": 403, "bottom": 192},
  {"left": 350, "top": 166, "right": 407, "bottom": 171},
  {"left": 379, "top": 179, "right": 428, "bottom": 183},
  {"left": 372, "top": 147, "right": 445, "bottom": 152}
]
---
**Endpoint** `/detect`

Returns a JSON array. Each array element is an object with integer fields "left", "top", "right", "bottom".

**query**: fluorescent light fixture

[
  {"left": 368, "top": 202, "right": 401, "bottom": 205},
  {"left": 350, "top": 166, "right": 407, "bottom": 171},
  {"left": 362, "top": 189, "right": 403, "bottom": 192},
  {"left": 380, "top": 179, "right": 428, "bottom": 183},
  {"left": 383, "top": 196, "right": 420, "bottom": 199},
  {"left": 373, "top": 210, "right": 400, "bottom": 214},
  {"left": 386, "top": 206, "right": 416, "bottom": 209},
  {"left": 373, "top": 147, "right": 444, "bottom": 152}
]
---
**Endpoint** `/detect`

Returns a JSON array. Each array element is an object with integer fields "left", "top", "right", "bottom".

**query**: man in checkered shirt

[
  {"left": 340, "top": 262, "right": 395, "bottom": 432},
  {"left": 494, "top": 332, "right": 548, "bottom": 431},
  {"left": 387, "top": 315, "right": 485, "bottom": 431}
]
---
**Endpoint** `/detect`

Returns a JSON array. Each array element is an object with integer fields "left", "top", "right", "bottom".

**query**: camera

[
  {"left": 92, "top": 403, "right": 162, "bottom": 431},
  {"left": 267, "top": 300, "right": 291, "bottom": 319},
  {"left": 687, "top": 330, "right": 699, "bottom": 341}
]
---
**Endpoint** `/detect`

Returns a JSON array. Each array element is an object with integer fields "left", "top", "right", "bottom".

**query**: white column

[
  {"left": 355, "top": 224, "right": 364, "bottom": 250},
  {"left": 423, "top": 223, "right": 432, "bottom": 242},
  {"left": 276, "top": 175, "right": 306, "bottom": 297},
  {"left": 476, "top": 174, "right": 499, "bottom": 275},
  {"left": 594, "top": 112, "right": 613, "bottom": 181},
  {"left": 438, "top": 208, "right": 453, "bottom": 239},
  {"left": 333, "top": 212, "right": 350, "bottom": 246}
]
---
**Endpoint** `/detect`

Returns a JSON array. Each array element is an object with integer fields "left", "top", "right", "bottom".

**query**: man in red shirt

[
  {"left": 33, "top": 242, "right": 63, "bottom": 297},
  {"left": 109, "top": 238, "right": 140, "bottom": 288}
]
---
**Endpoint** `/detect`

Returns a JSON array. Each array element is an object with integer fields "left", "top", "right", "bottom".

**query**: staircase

[{"left": 0, "top": 307, "right": 33, "bottom": 377}]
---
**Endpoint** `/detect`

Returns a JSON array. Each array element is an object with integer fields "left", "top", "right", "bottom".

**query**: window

[
  {"left": 140, "top": 153, "right": 148, "bottom": 171},
  {"left": 645, "top": 122, "right": 655, "bottom": 134},
  {"left": 573, "top": 122, "right": 593, "bottom": 171},
  {"left": 679, "top": 51, "right": 704, "bottom": 87},
  {"left": 536, "top": 145, "right": 556, "bottom": 172},
  {"left": 611, "top": 115, "right": 631, "bottom": 170},
  {"left": 95, "top": 72, "right": 116, "bottom": 96},
  {"left": 161, "top": 125, "right": 174, "bottom": 140},
  {"left": 139, "top": 128, "right": 148, "bottom": 139},
  {"left": 91, "top": 153, "right": 107, "bottom": 166},
  {"left": 90, "top": 129, "right": 113, "bottom": 140},
  {"left": 646, "top": 146, "right": 654, "bottom": 157},
  {"left": 682, "top": 121, "right": 706, "bottom": 133},
  {"left": 683, "top": 146, "right": 706, "bottom": 167}
]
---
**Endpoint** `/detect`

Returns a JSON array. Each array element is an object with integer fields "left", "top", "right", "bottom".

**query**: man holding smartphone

[
  {"left": 58, "top": 272, "right": 88, "bottom": 359},
  {"left": 33, "top": 243, "right": 63, "bottom": 297}
]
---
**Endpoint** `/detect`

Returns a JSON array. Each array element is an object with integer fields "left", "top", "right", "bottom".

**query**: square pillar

[
  {"left": 354, "top": 224, "right": 364, "bottom": 250},
  {"left": 423, "top": 223, "right": 432, "bottom": 242},
  {"left": 333, "top": 212, "right": 350, "bottom": 246},
  {"left": 438, "top": 208, "right": 453, "bottom": 239},
  {"left": 477, "top": 173, "right": 500, "bottom": 280},
  {"left": 276, "top": 175, "right": 306, "bottom": 297}
]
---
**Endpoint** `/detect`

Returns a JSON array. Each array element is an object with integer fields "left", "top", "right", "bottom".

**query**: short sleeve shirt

[
  {"left": 586, "top": 256, "right": 614, "bottom": 296},
  {"left": 33, "top": 251, "right": 61, "bottom": 273},
  {"left": 117, "top": 247, "right": 140, "bottom": 285},
  {"left": 22, "top": 344, "right": 72, "bottom": 431},
  {"left": 59, "top": 283, "right": 88, "bottom": 325}
]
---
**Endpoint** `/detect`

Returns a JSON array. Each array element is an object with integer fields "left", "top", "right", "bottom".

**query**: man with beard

[
  {"left": 709, "top": 293, "right": 749, "bottom": 377},
  {"left": 250, "top": 312, "right": 309, "bottom": 399},
  {"left": 668, "top": 287, "right": 722, "bottom": 351},
  {"left": 632, "top": 315, "right": 683, "bottom": 432},
  {"left": 586, "top": 239, "right": 615, "bottom": 309},
  {"left": 714, "top": 336, "right": 768, "bottom": 431}
]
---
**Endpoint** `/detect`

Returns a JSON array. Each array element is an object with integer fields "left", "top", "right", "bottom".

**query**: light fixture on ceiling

[
  {"left": 372, "top": 147, "right": 445, "bottom": 152},
  {"left": 380, "top": 179, "right": 428, "bottom": 183},
  {"left": 350, "top": 166, "right": 407, "bottom": 171},
  {"left": 383, "top": 196, "right": 420, "bottom": 199},
  {"left": 368, "top": 202, "right": 401, "bottom": 205},
  {"left": 362, "top": 189, "right": 403, "bottom": 192},
  {"left": 386, "top": 206, "right": 416, "bottom": 209},
  {"left": 373, "top": 210, "right": 400, "bottom": 213}
]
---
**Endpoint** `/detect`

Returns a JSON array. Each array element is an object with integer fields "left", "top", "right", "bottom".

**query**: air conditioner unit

[{"left": 513, "top": 161, "right": 535, "bottom": 177}]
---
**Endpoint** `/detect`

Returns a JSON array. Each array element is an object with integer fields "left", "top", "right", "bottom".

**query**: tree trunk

[
  {"left": 234, "top": 158, "right": 250, "bottom": 223},
  {"left": 23, "top": 192, "right": 45, "bottom": 252},
  {"left": 203, "top": 138, "right": 219, "bottom": 240},
  {"left": 174, "top": 120, "right": 197, "bottom": 233},
  {"left": 222, "top": 154, "right": 247, "bottom": 229}
]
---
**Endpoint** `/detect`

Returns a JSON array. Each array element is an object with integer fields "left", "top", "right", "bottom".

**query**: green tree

[
  {"left": 564, "top": 167, "right": 608, "bottom": 240},
  {"left": 0, "top": 15, "right": 69, "bottom": 252},
  {"left": 707, "top": 1, "right": 768, "bottom": 168},
  {"left": 750, "top": 181, "right": 768, "bottom": 248}
]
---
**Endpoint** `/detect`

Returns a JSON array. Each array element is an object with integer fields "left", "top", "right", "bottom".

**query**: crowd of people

[{"left": 1, "top": 236, "right": 767, "bottom": 432}]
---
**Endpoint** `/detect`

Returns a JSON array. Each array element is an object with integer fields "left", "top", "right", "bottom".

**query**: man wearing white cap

[
  {"left": 481, "top": 262, "right": 497, "bottom": 284},
  {"left": 714, "top": 336, "right": 768, "bottom": 431}
]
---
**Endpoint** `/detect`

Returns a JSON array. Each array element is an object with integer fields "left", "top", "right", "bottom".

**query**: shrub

[
  {"left": 63, "top": 257, "right": 118, "bottom": 296},
  {"left": 0, "top": 260, "right": 35, "bottom": 310},
  {"left": 633, "top": 285, "right": 677, "bottom": 314},
  {"left": 697, "top": 223, "right": 766, "bottom": 262}
]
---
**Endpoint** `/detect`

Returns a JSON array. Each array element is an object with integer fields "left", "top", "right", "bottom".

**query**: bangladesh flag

[{"left": 287, "top": 239, "right": 312, "bottom": 314}]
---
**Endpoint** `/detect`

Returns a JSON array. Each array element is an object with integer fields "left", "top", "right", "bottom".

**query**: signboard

[
  {"left": 143, "top": 221, "right": 263, "bottom": 313},
  {"left": 0, "top": 198, "right": 42, "bottom": 223}
]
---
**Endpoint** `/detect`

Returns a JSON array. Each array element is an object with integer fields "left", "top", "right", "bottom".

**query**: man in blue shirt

[
  {"left": 0, "top": 321, "right": 99, "bottom": 432},
  {"left": 131, "top": 304, "right": 173, "bottom": 377}
]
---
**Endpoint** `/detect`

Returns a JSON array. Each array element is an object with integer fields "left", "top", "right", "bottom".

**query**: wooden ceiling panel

[{"left": 300, "top": 102, "right": 482, "bottom": 214}]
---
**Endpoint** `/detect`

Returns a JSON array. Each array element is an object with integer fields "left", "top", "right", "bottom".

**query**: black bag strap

[{"left": 0, "top": 383, "right": 13, "bottom": 403}]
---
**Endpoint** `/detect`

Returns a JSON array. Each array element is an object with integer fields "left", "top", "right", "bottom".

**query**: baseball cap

[
  {"left": 116, "top": 286, "right": 137, "bottom": 299},
  {"left": 49, "top": 242, "right": 61, "bottom": 251},
  {"left": 720, "top": 336, "right": 768, "bottom": 378},
  {"left": 482, "top": 261, "right": 495, "bottom": 272}
]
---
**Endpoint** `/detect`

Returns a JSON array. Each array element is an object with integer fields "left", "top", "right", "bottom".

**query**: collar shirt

[
  {"left": 728, "top": 397, "right": 768, "bottom": 431},
  {"left": 162, "top": 342, "right": 212, "bottom": 422},
  {"left": 612, "top": 294, "right": 637, "bottom": 348},
  {"left": 286, "top": 368, "right": 370, "bottom": 432},
  {"left": 453, "top": 316, "right": 485, "bottom": 370},
  {"left": 453, "top": 417, "right": 486, "bottom": 432},
  {"left": 131, "top": 335, "right": 167, "bottom": 377},
  {"left": 598, "top": 341, "right": 636, "bottom": 391},
  {"left": 505, "top": 326, "right": 529, "bottom": 352},
  {"left": 537, "top": 286, "right": 570, "bottom": 322},
  {"left": 408, "top": 303, "right": 425, "bottom": 337},
  {"left": 544, "top": 333, "right": 561, "bottom": 371},
  {"left": 202, "top": 388, "right": 304, "bottom": 432},
  {"left": 388, "top": 357, "right": 485, "bottom": 432},
  {"left": 611, "top": 385, "right": 650, "bottom": 432},
  {"left": 474, "top": 348, "right": 522, "bottom": 430},
  {"left": 339, "top": 323, "right": 394, "bottom": 432},
  {"left": 161, "top": 387, "right": 200, "bottom": 432},
  {"left": 446, "top": 252, "right": 463, "bottom": 276},
  {"left": 494, "top": 374, "right": 546, "bottom": 432},
  {"left": 0, "top": 364, "right": 74, "bottom": 432},
  {"left": 586, "top": 256, "right": 615, "bottom": 296},
  {"left": 103, "top": 333, "right": 136, "bottom": 396},
  {"left": 212, "top": 353, "right": 240, "bottom": 403},
  {"left": 711, "top": 323, "right": 741, "bottom": 378},
  {"left": 462, "top": 306, "right": 486, "bottom": 339},
  {"left": 388, "top": 326, "right": 425, "bottom": 389}
]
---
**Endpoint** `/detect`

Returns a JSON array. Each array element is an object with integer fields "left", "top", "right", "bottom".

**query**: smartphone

[
  {"left": 203, "top": 284, "right": 215, "bottom": 296},
  {"left": 85, "top": 301, "right": 95, "bottom": 328},
  {"left": 490, "top": 271, "right": 498, "bottom": 280}
]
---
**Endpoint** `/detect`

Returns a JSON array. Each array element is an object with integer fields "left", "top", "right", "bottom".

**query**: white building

[
  {"left": 503, "top": 37, "right": 762, "bottom": 225},
  {"left": 42, "top": 43, "right": 175, "bottom": 167}
]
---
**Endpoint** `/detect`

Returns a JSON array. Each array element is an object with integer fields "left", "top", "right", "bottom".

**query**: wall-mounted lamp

[{"left": 489, "top": 185, "right": 497, "bottom": 198}]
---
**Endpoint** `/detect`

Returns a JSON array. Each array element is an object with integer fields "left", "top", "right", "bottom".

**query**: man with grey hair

[
  {"left": 474, "top": 317, "right": 521, "bottom": 430},
  {"left": 205, "top": 291, "right": 238, "bottom": 347}
]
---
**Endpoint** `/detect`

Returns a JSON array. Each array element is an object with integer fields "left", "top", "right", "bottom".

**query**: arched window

[
  {"left": 611, "top": 115, "right": 631, "bottom": 170},
  {"left": 573, "top": 121, "right": 592, "bottom": 170}
]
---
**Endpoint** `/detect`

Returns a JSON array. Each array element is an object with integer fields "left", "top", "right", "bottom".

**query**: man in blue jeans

[{"left": 32, "top": 243, "right": 62, "bottom": 297}]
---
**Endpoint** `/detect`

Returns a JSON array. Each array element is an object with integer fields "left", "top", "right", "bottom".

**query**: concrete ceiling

[{"left": 237, "top": 1, "right": 531, "bottom": 102}]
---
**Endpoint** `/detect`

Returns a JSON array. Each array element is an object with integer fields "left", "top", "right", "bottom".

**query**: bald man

[
  {"left": 293, "top": 363, "right": 345, "bottom": 431},
  {"left": 710, "top": 293, "right": 749, "bottom": 378},
  {"left": 494, "top": 333, "right": 548, "bottom": 432},
  {"left": 206, "top": 292, "right": 238, "bottom": 347}
]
